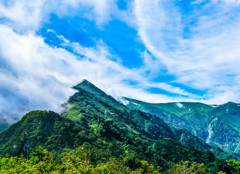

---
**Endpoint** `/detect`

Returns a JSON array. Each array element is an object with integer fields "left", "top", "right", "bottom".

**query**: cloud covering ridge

[{"left": 1, "top": 0, "right": 240, "bottom": 122}]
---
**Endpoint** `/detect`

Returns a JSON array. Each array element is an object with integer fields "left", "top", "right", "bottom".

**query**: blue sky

[{"left": 1, "top": 0, "right": 240, "bottom": 122}]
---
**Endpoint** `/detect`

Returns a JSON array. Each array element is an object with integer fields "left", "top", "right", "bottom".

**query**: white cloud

[
  {"left": 2, "top": 0, "right": 240, "bottom": 124},
  {"left": 0, "top": 0, "right": 44, "bottom": 31},
  {"left": 134, "top": 0, "right": 240, "bottom": 104},
  {"left": 0, "top": 24, "right": 195, "bottom": 122},
  {"left": 191, "top": 0, "right": 205, "bottom": 4},
  {"left": 213, "top": 0, "right": 240, "bottom": 4},
  {"left": 145, "top": 82, "right": 198, "bottom": 98},
  {"left": 0, "top": 0, "right": 135, "bottom": 32},
  {"left": 176, "top": 102, "right": 184, "bottom": 108}
]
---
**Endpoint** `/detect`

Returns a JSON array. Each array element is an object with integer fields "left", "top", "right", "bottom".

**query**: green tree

[{"left": 167, "top": 161, "right": 205, "bottom": 174}]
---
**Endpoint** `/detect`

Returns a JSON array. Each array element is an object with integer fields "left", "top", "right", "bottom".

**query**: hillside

[
  {"left": 124, "top": 98, "right": 240, "bottom": 156},
  {"left": 0, "top": 110, "right": 96, "bottom": 156},
  {"left": 63, "top": 80, "right": 213, "bottom": 150},
  {"left": 0, "top": 80, "right": 236, "bottom": 173},
  {"left": 60, "top": 80, "right": 234, "bottom": 172}
]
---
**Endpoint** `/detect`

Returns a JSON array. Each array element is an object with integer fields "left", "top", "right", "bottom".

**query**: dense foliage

[
  {"left": 227, "top": 160, "right": 240, "bottom": 171},
  {"left": 125, "top": 98, "right": 240, "bottom": 160},
  {"left": 0, "top": 80, "right": 238, "bottom": 173},
  {"left": 0, "top": 145, "right": 162, "bottom": 174},
  {"left": 0, "top": 111, "right": 97, "bottom": 156},
  {"left": 0, "top": 145, "right": 230, "bottom": 174},
  {"left": 61, "top": 80, "right": 234, "bottom": 173}
]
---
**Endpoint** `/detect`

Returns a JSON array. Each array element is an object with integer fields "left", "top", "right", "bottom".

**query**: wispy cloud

[
  {"left": 0, "top": 24, "right": 192, "bottom": 122},
  {"left": 134, "top": 0, "right": 240, "bottom": 104},
  {"left": 1, "top": 0, "right": 240, "bottom": 123},
  {"left": 0, "top": 0, "right": 135, "bottom": 32}
]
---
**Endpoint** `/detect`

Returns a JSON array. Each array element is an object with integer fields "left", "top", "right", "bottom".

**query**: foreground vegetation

[
  {"left": 0, "top": 145, "right": 228, "bottom": 174},
  {"left": 0, "top": 80, "right": 238, "bottom": 173}
]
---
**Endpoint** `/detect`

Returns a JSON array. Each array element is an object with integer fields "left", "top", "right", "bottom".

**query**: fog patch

[{"left": 175, "top": 102, "right": 184, "bottom": 108}]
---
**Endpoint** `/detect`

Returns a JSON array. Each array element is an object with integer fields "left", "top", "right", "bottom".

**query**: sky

[{"left": 1, "top": 0, "right": 240, "bottom": 123}]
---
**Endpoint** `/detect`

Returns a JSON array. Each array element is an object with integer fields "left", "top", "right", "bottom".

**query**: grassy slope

[
  {"left": 0, "top": 110, "right": 96, "bottom": 156},
  {"left": 124, "top": 98, "right": 240, "bottom": 158},
  {"left": 61, "top": 80, "right": 233, "bottom": 172},
  {"left": 0, "top": 80, "right": 236, "bottom": 172}
]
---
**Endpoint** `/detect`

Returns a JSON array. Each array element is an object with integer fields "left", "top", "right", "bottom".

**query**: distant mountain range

[
  {"left": 0, "top": 80, "right": 238, "bottom": 173},
  {"left": 124, "top": 98, "right": 240, "bottom": 156}
]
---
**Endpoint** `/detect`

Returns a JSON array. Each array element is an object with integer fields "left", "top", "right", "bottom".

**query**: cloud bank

[
  {"left": 134, "top": 0, "right": 240, "bottom": 103},
  {"left": 1, "top": 0, "right": 240, "bottom": 123},
  {"left": 0, "top": 24, "right": 187, "bottom": 122}
]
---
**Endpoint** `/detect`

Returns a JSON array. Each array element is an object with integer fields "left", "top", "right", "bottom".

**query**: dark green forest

[{"left": 0, "top": 80, "right": 239, "bottom": 173}]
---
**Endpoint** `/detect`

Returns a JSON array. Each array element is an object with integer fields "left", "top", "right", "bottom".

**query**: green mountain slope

[
  {"left": 0, "top": 110, "right": 96, "bottom": 156},
  {"left": 63, "top": 79, "right": 176, "bottom": 141},
  {"left": 0, "top": 80, "right": 236, "bottom": 172},
  {"left": 124, "top": 98, "right": 240, "bottom": 156},
  {"left": 0, "top": 109, "right": 227, "bottom": 172},
  {"left": 60, "top": 80, "right": 234, "bottom": 171},
  {"left": 63, "top": 80, "right": 216, "bottom": 151}
]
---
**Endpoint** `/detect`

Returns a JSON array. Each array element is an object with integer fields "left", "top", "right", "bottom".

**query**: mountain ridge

[
  {"left": 0, "top": 110, "right": 96, "bottom": 156},
  {"left": 63, "top": 80, "right": 240, "bottom": 160},
  {"left": 0, "top": 79, "right": 237, "bottom": 173},
  {"left": 124, "top": 97, "right": 240, "bottom": 156}
]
